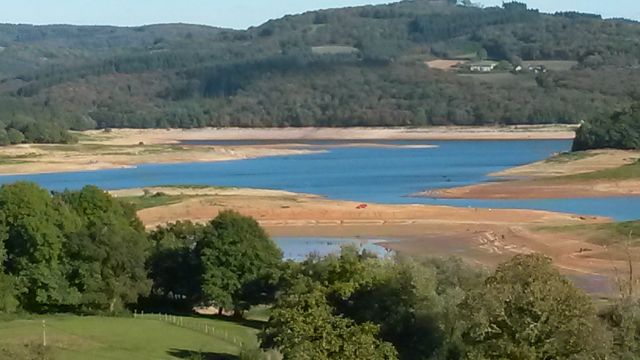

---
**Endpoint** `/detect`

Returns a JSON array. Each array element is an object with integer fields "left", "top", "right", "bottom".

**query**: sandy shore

[
  {"left": 0, "top": 143, "right": 321, "bottom": 176},
  {"left": 491, "top": 149, "right": 640, "bottom": 178},
  {"left": 422, "top": 149, "right": 640, "bottom": 199},
  {"left": 82, "top": 125, "right": 577, "bottom": 146},
  {"left": 113, "top": 186, "right": 638, "bottom": 287},
  {"left": 424, "top": 178, "right": 640, "bottom": 199}
]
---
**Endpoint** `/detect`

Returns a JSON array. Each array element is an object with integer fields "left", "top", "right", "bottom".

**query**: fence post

[{"left": 42, "top": 320, "right": 46, "bottom": 347}]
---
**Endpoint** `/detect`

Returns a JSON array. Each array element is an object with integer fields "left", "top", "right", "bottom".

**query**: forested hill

[{"left": 0, "top": 0, "right": 639, "bottom": 138}]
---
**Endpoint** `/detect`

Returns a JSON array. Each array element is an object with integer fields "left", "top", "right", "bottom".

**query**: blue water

[
  {"left": 275, "top": 237, "right": 392, "bottom": 261},
  {"left": 0, "top": 139, "right": 638, "bottom": 220}
]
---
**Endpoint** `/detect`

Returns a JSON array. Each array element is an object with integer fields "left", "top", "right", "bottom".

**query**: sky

[{"left": 0, "top": 0, "right": 637, "bottom": 29}]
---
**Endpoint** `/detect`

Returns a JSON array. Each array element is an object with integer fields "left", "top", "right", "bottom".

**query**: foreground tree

[
  {"left": 148, "top": 221, "right": 203, "bottom": 309},
  {"left": 0, "top": 182, "right": 78, "bottom": 311},
  {"left": 60, "top": 186, "right": 151, "bottom": 312},
  {"left": 600, "top": 298, "right": 640, "bottom": 359},
  {"left": 460, "top": 254, "right": 612, "bottom": 359},
  {"left": 262, "top": 247, "right": 488, "bottom": 360},
  {"left": 198, "top": 210, "right": 282, "bottom": 314},
  {"left": 262, "top": 286, "right": 398, "bottom": 360}
]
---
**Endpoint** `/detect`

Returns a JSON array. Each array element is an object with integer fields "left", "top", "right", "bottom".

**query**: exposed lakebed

[{"left": 0, "top": 139, "right": 638, "bottom": 220}]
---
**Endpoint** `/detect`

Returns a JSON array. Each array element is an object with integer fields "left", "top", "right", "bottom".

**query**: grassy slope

[
  {"left": 0, "top": 315, "right": 259, "bottom": 360},
  {"left": 538, "top": 221, "right": 640, "bottom": 247},
  {"left": 532, "top": 155, "right": 640, "bottom": 246},
  {"left": 120, "top": 194, "right": 194, "bottom": 210},
  {"left": 559, "top": 161, "right": 640, "bottom": 181},
  {"left": 544, "top": 151, "right": 597, "bottom": 164}
]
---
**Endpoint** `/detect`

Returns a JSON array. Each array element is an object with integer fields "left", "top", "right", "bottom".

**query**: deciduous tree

[{"left": 460, "top": 254, "right": 612, "bottom": 359}]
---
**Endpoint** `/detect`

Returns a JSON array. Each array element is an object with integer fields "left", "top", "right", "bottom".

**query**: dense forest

[
  {"left": 1, "top": 182, "right": 640, "bottom": 359},
  {"left": 573, "top": 104, "right": 640, "bottom": 151},
  {"left": 0, "top": 0, "right": 639, "bottom": 142}
]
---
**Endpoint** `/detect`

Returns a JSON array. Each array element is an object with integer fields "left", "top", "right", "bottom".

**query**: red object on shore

[{"left": 356, "top": 204, "right": 368, "bottom": 209}]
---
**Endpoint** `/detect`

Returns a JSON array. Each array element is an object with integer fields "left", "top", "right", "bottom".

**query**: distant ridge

[{"left": 0, "top": 0, "right": 637, "bottom": 140}]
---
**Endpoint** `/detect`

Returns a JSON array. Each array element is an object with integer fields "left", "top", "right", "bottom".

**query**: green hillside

[{"left": 0, "top": 0, "right": 639, "bottom": 138}]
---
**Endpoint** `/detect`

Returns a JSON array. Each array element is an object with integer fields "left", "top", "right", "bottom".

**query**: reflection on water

[{"left": 275, "top": 237, "right": 393, "bottom": 261}]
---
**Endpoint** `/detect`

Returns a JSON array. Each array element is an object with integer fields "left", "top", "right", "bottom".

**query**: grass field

[
  {"left": 120, "top": 193, "right": 195, "bottom": 210},
  {"left": 544, "top": 151, "right": 597, "bottom": 164},
  {"left": 538, "top": 221, "right": 640, "bottom": 247},
  {"left": 561, "top": 160, "right": 640, "bottom": 181},
  {"left": 0, "top": 314, "right": 261, "bottom": 360}
]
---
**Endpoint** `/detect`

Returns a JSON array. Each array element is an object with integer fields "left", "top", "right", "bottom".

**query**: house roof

[{"left": 468, "top": 61, "right": 498, "bottom": 67}]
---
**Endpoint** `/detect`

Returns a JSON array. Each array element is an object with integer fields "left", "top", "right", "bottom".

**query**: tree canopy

[
  {"left": 148, "top": 211, "right": 283, "bottom": 314},
  {"left": 0, "top": 183, "right": 150, "bottom": 313},
  {"left": 0, "top": 1, "right": 638, "bottom": 135},
  {"left": 573, "top": 104, "right": 640, "bottom": 151},
  {"left": 460, "top": 254, "right": 611, "bottom": 359}
]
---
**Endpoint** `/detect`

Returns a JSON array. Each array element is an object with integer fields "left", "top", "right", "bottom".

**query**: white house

[{"left": 468, "top": 61, "right": 498, "bottom": 72}]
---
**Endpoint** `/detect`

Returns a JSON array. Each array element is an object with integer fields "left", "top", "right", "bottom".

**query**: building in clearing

[{"left": 468, "top": 61, "right": 498, "bottom": 72}]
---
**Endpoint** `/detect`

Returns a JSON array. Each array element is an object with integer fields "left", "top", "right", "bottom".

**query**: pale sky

[{"left": 0, "top": 0, "right": 637, "bottom": 29}]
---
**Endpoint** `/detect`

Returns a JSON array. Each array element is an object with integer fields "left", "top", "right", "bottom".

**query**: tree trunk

[{"left": 109, "top": 297, "right": 117, "bottom": 313}]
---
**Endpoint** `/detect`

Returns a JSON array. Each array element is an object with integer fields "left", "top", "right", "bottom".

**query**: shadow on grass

[
  {"left": 192, "top": 313, "right": 266, "bottom": 331},
  {"left": 168, "top": 348, "right": 238, "bottom": 360}
]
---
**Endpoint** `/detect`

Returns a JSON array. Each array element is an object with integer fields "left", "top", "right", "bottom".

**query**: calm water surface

[
  {"left": 0, "top": 139, "right": 638, "bottom": 220},
  {"left": 275, "top": 237, "right": 392, "bottom": 261}
]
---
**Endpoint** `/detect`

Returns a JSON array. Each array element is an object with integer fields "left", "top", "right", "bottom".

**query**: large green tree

[
  {"left": 60, "top": 186, "right": 151, "bottom": 312},
  {"left": 264, "top": 247, "right": 486, "bottom": 360},
  {"left": 460, "top": 254, "right": 612, "bottom": 360},
  {"left": 197, "top": 210, "right": 282, "bottom": 314},
  {"left": 0, "top": 182, "right": 78, "bottom": 311},
  {"left": 148, "top": 221, "right": 203, "bottom": 309},
  {"left": 262, "top": 286, "right": 398, "bottom": 360}
]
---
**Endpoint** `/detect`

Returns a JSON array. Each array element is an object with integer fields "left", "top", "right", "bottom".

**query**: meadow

[{"left": 0, "top": 314, "right": 261, "bottom": 360}]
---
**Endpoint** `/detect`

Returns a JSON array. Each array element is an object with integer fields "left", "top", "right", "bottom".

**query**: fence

[{"left": 133, "top": 310, "right": 253, "bottom": 349}]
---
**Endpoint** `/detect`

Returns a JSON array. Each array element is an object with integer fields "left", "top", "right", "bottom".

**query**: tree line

[
  {"left": 0, "top": 182, "right": 281, "bottom": 315},
  {"left": 260, "top": 249, "right": 634, "bottom": 359}
]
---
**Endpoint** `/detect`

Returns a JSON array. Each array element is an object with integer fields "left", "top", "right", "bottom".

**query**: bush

[
  {"left": 0, "top": 273, "right": 18, "bottom": 314},
  {"left": 0, "top": 129, "right": 9, "bottom": 146},
  {"left": 573, "top": 104, "right": 640, "bottom": 151},
  {"left": 6, "top": 129, "right": 25, "bottom": 145}
]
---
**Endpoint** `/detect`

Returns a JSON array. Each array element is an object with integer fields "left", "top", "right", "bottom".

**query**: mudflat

[
  {"left": 0, "top": 143, "right": 319, "bottom": 176},
  {"left": 115, "top": 186, "right": 633, "bottom": 288}
]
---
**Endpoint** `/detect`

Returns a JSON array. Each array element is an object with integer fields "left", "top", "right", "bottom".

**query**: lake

[
  {"left": 275, "top": 237, "right": 393, "bottom": 261},
  {"left": 0, "top": 139, "right": 638, "bottom": 220}
]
